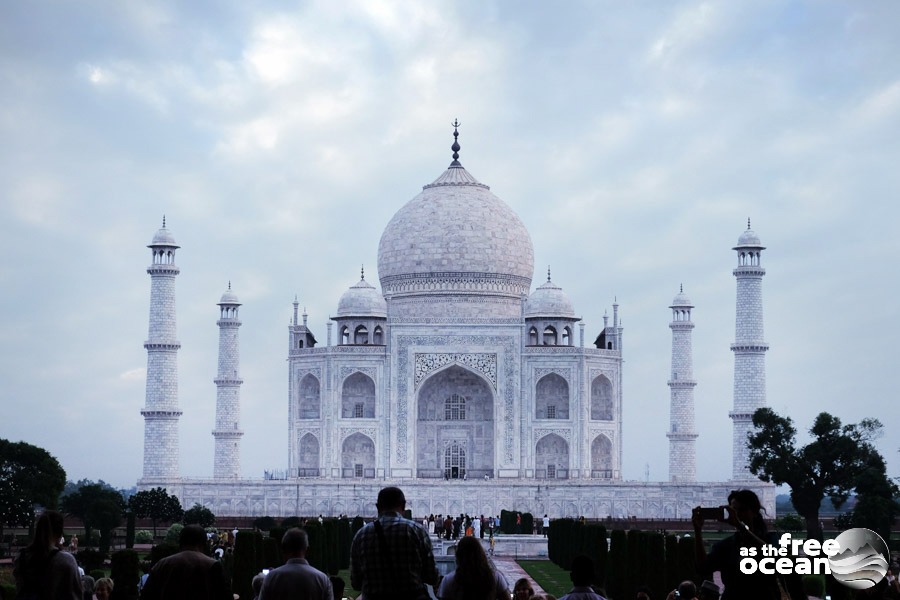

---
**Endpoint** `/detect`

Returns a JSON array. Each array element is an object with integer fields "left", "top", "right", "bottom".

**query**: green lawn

[
  {"left": 334, "top": 569, "right": 361, "bottom": 598},
  {"left": 516, "top": 560, "right": 572, "bottom": 598}
]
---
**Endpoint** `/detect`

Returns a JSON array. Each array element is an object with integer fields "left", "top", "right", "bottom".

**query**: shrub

[
  {"left": 803, "top": 575, "right": 826, "bottom": 598},
  {"left": 183, "top": 504, "right": 216, "bottom": 529},
  {"left": 125, "top": 511, "right": 136, "bottom": 549},
  {"left": 281, "top": 516, "right": 301, "bottom": 529},
  {"left": 261, "top": 536, "right": 282, "bottom": 570},
  {"left": 232, "top": 530, "right": 261, "bottom": 600},
  {"left": 606, "top": 529, "right": 627, "bottom": 600},
  {"left": 774, "top": 514, "right": 805, "bottom": 532},
  {"left": 164, "top": 523, "right": 184, "bottom": 546},
  {"left": 135, "top": 530, "right": 154, "bottom": 544},
  {"left": 110, "top": 549, "right": 140, "bottom": 600},
  {"left": 147, "top": 543, "right": 178, "bottom": 568},
  {"left": 254, "top": 516, "right": 276, "bottom": 531},
  {"left": 76, "top": 548, "right": 108, "bottom": 573}
]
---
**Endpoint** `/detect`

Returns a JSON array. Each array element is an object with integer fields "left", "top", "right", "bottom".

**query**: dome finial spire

[
  {"left": 747, "top": 217, "right": 751, "bottom": 230},
  {"left": 162, "top": 215, "right": 166, "bottom": 228},
  {"left": 360, "top": 264, "right": 365, "bottom": 280},
  {"left": 450, "top": 119, "right": 462, "bottom": 167},
  {"left": 547, "top": 265, "right": 551, "bottom": 282},
  {"left": 228, "top": 280, "right": 232, "bottom": 291},
  {"left": 680, "top": 283, "right": 683, "bottom": 293}
]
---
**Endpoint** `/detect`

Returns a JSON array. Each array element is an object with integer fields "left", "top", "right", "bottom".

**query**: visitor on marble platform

[
  {"left": 141, "top": 525, "right": 231, "bottom": 600},
  {"left": 435, "top": 514, "right": 444, "bottom": 538},
  {"left": 257, "top": 528, "right": 332, "bottom": 600},
  {"left": 444, "top": 515, "right": 452, "bottom": 540},
  {"left": 558, "top": 555, "right": 606, "bottom": 600},
  {"left": 437, "top": 536, "right": 509, "bottom": 600},
  {"left": 350, "top": 486, "right": 438, "bottom": 600},
  {"left": 543, "top": 514, "right": 550, "bottom": 537}
]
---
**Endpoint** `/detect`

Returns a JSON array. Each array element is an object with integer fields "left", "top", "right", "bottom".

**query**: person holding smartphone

[{"left": 692, "top": 489, "right": 804, "bottom": 600}]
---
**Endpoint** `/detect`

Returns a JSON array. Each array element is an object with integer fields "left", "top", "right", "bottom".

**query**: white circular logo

[{"left": 828, "top": 528, "right": 890, "bottom": 590}]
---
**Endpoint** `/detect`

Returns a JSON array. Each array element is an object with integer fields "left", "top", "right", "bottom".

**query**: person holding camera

[
  {"left": 666, "top": 581, "right": 698, "bottom": 600},
  {"left": 692, "top": 489, "right": 804, "bottom": 600}
]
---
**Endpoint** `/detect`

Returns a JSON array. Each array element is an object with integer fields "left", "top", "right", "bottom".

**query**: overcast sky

[{"left": 1, "top": 1, "right": 898, "bottom": 491}]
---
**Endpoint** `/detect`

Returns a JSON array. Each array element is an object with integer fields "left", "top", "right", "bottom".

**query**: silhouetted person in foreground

[
  {"left": 14, "top": 510, "right": 82, "bottom": 600},
  {"left": 141, "top": 524, "right": 231, "bottom": 600},
  {"left": 258, "top": 528, "right": 332, "bottom": 600},
  {"left": 350, "top": 486, "right": 438, "bottom": 600},
  {"left": 559, "top": 555, "right": 606, "bottom": 600}
]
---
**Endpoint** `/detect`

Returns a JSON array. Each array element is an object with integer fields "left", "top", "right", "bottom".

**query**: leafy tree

[
  {"left": 183, "top": 503, "right": 216, "bottom": 528},
  {"left": 748, "top": 409, "right": 885, "bottom": 540},
  {"left": 846, "top": 453, "right": 899, "bottom": 542},
  {"left": 773, "top": 514, "right": 805, "bottom": 532},
  {"left": 61, "top": 483, "right": 125, "bottom": 553},
  {"left": 129, "top": 487, "right": 183, "bottom": 537},
  {"left": 253, "top": 516, "right": 276, "bottom": 531},
  {"left": 0, "top": 438, "right": 66, "bottom": 536}
]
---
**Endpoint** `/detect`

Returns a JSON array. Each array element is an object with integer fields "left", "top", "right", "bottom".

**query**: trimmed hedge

[
  {"left": 499, "top": 510, "right": 533, "bottom": 534},
  {"left": 232, "top": 530, "right": 261, "bottom": 600},
  {"left": 110, "top": 549, "right": 141, "bottom": 600}
]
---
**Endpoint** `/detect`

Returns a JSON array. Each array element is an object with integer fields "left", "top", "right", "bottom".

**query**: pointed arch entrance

[{"left": 416, "top": 365, "right": 494, "bottom": 479}]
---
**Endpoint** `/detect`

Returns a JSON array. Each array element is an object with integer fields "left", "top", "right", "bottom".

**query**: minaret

[
  {"left": 730, "top": 220, "right": 768, "bottom": 480},
  {"left": 213, "top": 282, "right": 244, "bottom": 478},
  {"left": 667, "top": 285, "right": 698, "bottom": 482},
  {"left": 141, "top": 217, "right": 182, "bottom": 481}
]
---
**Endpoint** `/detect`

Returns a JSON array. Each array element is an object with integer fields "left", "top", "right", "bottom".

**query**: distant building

[{"left": 138, "top": 128, "right": 772, "bottom": 518}]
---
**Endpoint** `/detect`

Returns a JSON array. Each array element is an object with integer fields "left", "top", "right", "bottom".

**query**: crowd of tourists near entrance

[{"left": 21, "top": 486, "right": 889, "bottom": 600}]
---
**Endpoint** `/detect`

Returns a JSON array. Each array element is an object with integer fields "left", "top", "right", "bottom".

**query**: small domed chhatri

[
  {"left": 670, "top": 284, "right": 692, "bottom": 307},
  {"left": 218, "top": 282, "right": 240, "bottom": 306},
  {"left": 735, "top": 218, "right": 763, "bottom": 248},
  {"left": 336, "top": 267, "right": 388, "bottom": 318},
  {"left": 149, "top": 216, "right": 178, "bottom": 247},
  {"left": 525, "top": 268, "right": 576, "bottom": 319}
]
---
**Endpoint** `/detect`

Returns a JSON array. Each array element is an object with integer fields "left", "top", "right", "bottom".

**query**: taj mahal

[{"left": 137, "top": 127, "right": 774, "bottom": 518}]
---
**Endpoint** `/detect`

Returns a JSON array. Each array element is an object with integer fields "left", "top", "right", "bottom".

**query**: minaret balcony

[
  {"left": 665, "top": 432, "right": 699, "bottom": 440},
  {"left": 214, "top": 377, "right": 244, "bottom": 385},
  {"left": 212, "top": 430, "right": 244, "bottom": 438},
  {"left": 146, "top": 265, "right": 180, "bottom": 275},
  {"left": 667, "top": 380, "right": 697, "bottom": 388},
  {"left": 144, "top": 341, "right": 182, "bottom": 350},
  {"left": 140, "top": 409, "right": 183, "bottom": 418},
  {"left": 728, "top": 411, "right": 755, "bottom": 420},
  {"left": 729, "top": 343, "right": 769, "bottom": 352},
  {"left": 732, "top": 266, "right": 766, "bottom": 276}
]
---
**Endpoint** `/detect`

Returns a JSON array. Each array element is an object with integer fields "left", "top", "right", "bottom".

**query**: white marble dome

[
  {"left": 377, "top": 163, "right": 534, "bottom": 298},
  {"left": 336, "top": 276, "right": 387, "bottom": 318},
  {"left": 525, "top": 276, "right": 576, "bottom": 318}
]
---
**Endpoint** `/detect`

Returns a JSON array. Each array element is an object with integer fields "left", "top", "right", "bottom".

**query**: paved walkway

[{"left": 490, "top": 555, "right": 546, "bottom": 595}]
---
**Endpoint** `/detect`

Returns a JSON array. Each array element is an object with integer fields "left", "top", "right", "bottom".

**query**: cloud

[{"left": 118, "top": 368, "right": 146, "bottom": 383}]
